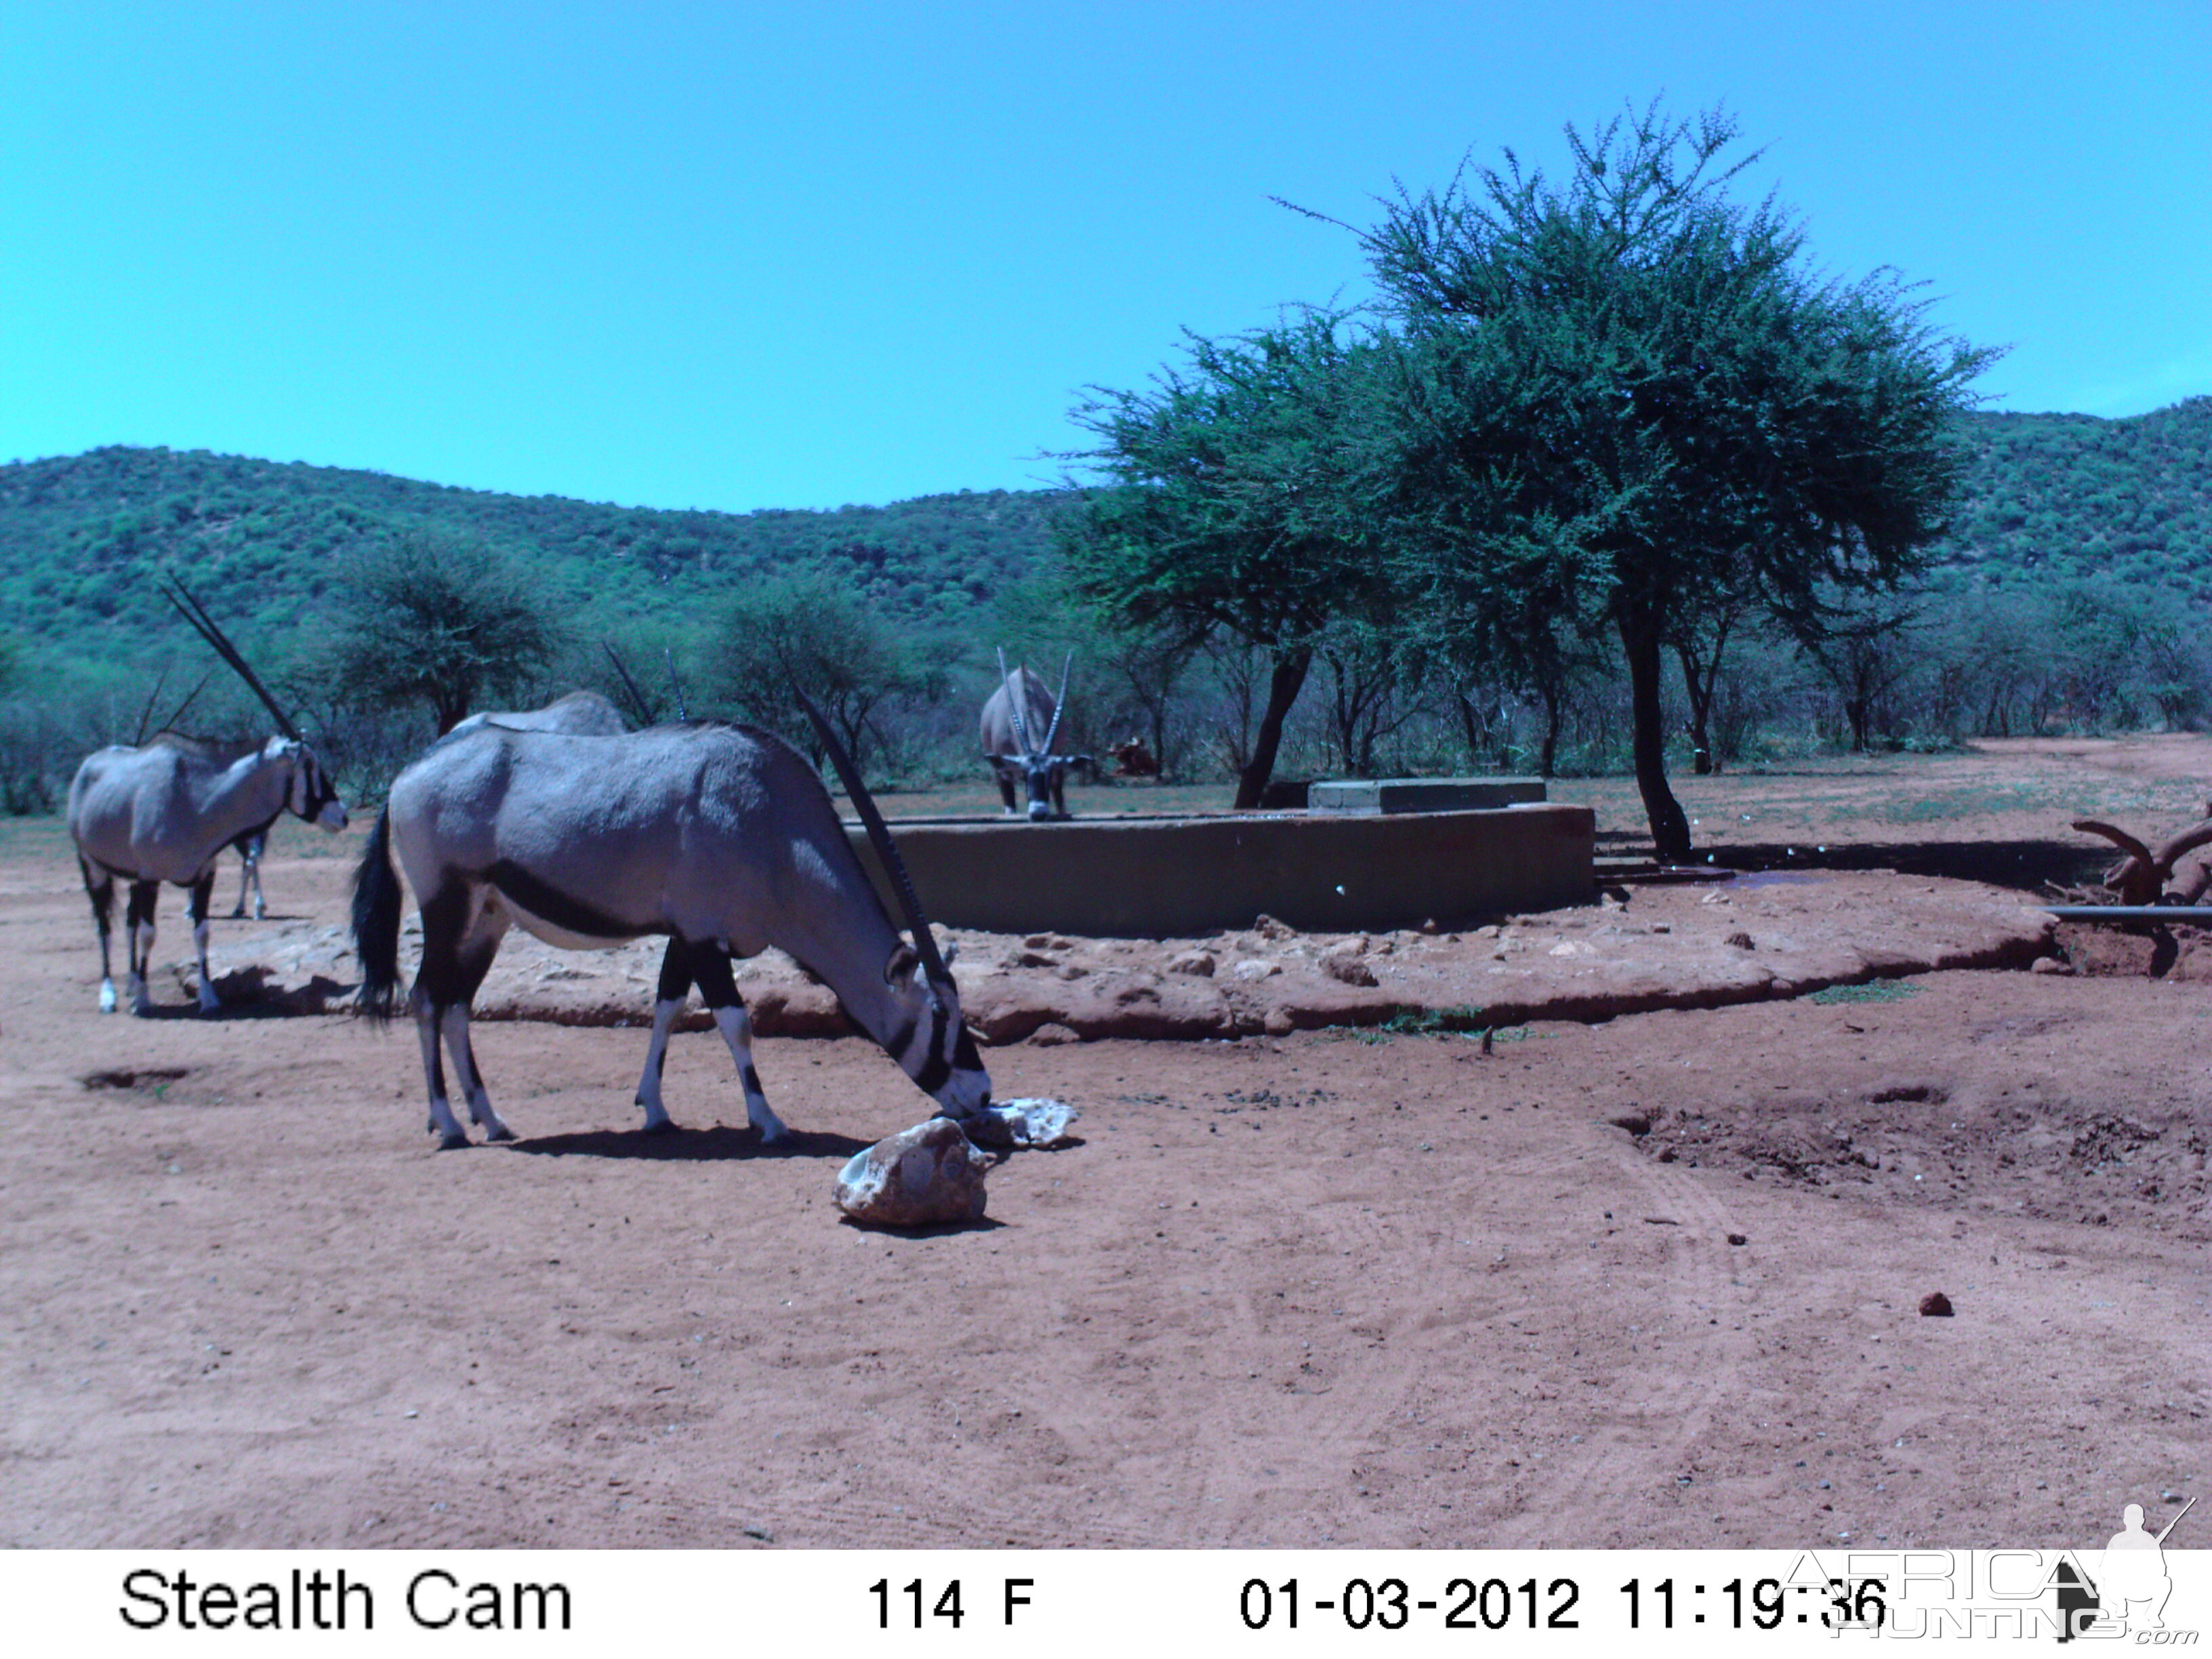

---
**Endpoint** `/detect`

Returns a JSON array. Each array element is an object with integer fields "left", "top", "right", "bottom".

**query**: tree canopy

[
  {"left": 1362, "top": 102, "right": 1994, "bottom": 857},
  {"left": 319, "top": 533, "right": 567, "bottom": 734},
  {"left": 1060, "top": 311, "right": 1387, "bottom": 806}
]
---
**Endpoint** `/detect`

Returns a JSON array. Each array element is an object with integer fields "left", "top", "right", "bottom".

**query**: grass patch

[
  {"left": 1343, "top": 1008, "right": 1539, "bottom": 1045},
  {"left": 1806, "top": 979, "right": 1920, "bottom": 1005}
]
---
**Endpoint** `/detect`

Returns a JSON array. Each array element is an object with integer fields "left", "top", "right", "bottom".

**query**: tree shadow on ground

[
  {"left": 510, "top": 1124, "right": 871, "bottom": 1162},
  {"left": 1601, "top": 834, "right": 2112, "bottom": 897}
]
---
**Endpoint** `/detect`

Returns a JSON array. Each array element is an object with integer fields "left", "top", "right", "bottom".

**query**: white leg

[
  {"left": 129, "top": 920, "right": 155, "bottom": 1017},
  {"left": 440, "top": 1006, "right": 514, "bottom": 1142},
  {"left": 417, "top": 1002, "right": 470, "bottom": 1149},
  {"left": 712, "top": 1003, "right": 787, "bottom": 1143},
  {"left": 99, "top": 978, "right": 117, "bottom": 1014},
  {"left": 193, "top": 918, "right": 219, "bottom": 1013},
  {"left": 633, "top": 996, "right": 686, "bottom": 1132}
]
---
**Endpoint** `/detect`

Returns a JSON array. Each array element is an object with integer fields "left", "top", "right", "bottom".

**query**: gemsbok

[
  {"left": 981, "top": 648, "right": 1090, "bottom": 819},
  {"left": 68, "top": 582, "right": 348, "bottom": 1014},
  {"left": 351, "top": 693, "right": 991, "bottom": 1149}
]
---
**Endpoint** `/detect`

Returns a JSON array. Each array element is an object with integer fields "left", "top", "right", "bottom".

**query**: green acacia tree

[
  {"left": 323, "top": 532, "right": 566, "bottom": 735},
  {"left": 711, "top": 569, "right": 942, "bottom": 771},
  {"left": 1061, "top": 310, "right": 1389, "bottom": 808},
  {"left": 1364, "top": 102, "right": 1994, "bottom": 859}
]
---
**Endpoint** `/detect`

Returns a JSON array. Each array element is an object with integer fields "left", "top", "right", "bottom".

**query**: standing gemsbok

[
  {"left": 350, "top": 695, "right": 991, "bottom": 1149},
  {"left": 68, "top": 582, "right": 349, "bottom": 1014},
  {"left": 981, "top": 648, "right": 1089, "bottom": 819}
]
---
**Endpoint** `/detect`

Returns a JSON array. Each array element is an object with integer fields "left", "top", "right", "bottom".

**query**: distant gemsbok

[
  {"left": 68, "top": 581, "right": 348, "bottom": 1014},
  {"left": 981, "top": 648, "right": 1090, "bottom": 819}
]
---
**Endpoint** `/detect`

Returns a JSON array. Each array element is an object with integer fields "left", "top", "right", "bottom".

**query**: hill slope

[
  {"left": 2, "top": 397, "right": 2207, "bottom": 670},
  {"left": 0, "top": 447, "right": 1062, "bottom": 668}
]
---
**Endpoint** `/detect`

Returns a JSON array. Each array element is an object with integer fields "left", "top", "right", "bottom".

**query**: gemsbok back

[
  {"left": 68, "top": 582, "right": 348, "bottom": 1014},
  {"left": 350, "top": 696, "right": 991, "bottom": 1149}
]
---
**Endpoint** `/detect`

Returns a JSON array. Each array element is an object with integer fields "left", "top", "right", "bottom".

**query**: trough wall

[{"left": 845, "top": 803, "right": 1595, "bottom": 938}]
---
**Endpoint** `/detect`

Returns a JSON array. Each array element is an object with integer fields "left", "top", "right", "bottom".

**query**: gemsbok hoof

[
  {"left": 485, "top": 1126, "right": 517, "bottom": 1144},
  {"left": 437, "top": 1131, "right": 470, "bottom": 1151}
]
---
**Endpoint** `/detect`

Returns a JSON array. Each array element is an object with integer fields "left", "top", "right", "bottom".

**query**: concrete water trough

[{"left": 844, "top": 799, "right": 1595, "bottom": 938}]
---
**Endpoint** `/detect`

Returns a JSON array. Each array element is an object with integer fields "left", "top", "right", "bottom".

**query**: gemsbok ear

[{"left": 884, "top": 943, "right": 922, "bottom": 985}]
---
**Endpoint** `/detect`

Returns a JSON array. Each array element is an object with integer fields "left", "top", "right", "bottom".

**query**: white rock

[
  {"left": 977, "top": 1097, "right": 1079, "bottom": 1148},
  {"left": 834, "top": 1118, "right": 989, "bottom": 1227}
]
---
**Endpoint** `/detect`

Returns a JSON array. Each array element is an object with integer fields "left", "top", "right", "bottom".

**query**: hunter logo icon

[{"left": 2062, "top": 1494, "right": 2195, "bottom": 1639}]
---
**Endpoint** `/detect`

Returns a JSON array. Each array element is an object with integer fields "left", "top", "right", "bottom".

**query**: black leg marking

[
  {"left": 656, "top": 936, "right": 695, "bottom": 1004},
  {"left": 691, "top": 943, "right": 741, "bottom": 1010}
]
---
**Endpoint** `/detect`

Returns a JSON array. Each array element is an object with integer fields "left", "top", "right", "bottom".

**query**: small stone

[
  {"left": 1166, "top": 951, "right": 1216, "bottom": 977},
  {"left": 1320, "top": 952, "right": 1377, "bottom": 987},
  {"left": 834, "top": 1118, "right": 989, "bottom": 1228},
  {"left": 1919, "top": 1291, "right": 1954, "bottom": 1317},
  {"left": 1725, "top": 931, "right": 1755, "bottom": 950},
  {"left": 1231, "top": 959, "right": 1280, "bottom": 982},
  {"left": 2030, "top": 956, "right": 2074, "bottom": 976},
  {"left": 1026, "top": 1023, "right": 1080, "bottom": 1046},
  {"left": 1253, "top": 914, "right": 1297, "bottom": 941},
  {"left": 1727, "top": 1232, "right": 1748, "bottom": 1246}
]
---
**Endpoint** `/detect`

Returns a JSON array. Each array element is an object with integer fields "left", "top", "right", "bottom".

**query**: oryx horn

[
  {"left": 792, "top": 684, "right": 951, "bottom": 987},
  {"left": 602, "top": 642, "right": 658, "bottom": 727},
  {"left": 1043, "top": 650, "right": 1072, "bottom": 753},
  {"left": 162, "top": 577, "right": 302, "bottom": 741},
  {"left": 663, "top": 647, "right": 689, "bottom": 721},
  {"left": 996, "top": 647, "right": 1036, "bottom": 758},
  {"left": 131, "top": 667, "right": 169, "bottom": 746},
  {"left": 157, "top": 671, "right": 213, "bottom": 738}
]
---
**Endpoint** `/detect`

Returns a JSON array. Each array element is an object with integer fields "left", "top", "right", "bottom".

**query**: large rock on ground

[{"left": 834, "top": 1118, "right": 990, "bottom": 1228}]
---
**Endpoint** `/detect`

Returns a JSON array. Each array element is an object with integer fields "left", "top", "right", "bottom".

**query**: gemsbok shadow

[{"left": 509, "top": 1123, "right": 872, "bottom": 1162}]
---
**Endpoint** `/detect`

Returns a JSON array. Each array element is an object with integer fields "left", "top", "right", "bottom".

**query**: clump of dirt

[{"left": 2052, "top": 918, "right": 2212, "bottom": 981}]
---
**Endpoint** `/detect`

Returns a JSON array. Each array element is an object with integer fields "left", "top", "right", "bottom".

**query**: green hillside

[
  {"left": 0, "top": 445, "right": 1062, "bottom": 671},
  {"left": 1933, "top": 396, "right": 2212, "bottom": 599},
  {"left": 1, "top": 396, "right": 2208, "bottom": 675}
]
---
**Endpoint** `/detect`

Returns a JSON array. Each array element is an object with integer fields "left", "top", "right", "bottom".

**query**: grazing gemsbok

[
  {"left": 981, "top": 648, "right": 1090, "bottom": 820},
  {"left": 350, "top": 695, "right": 991, "bottom": 1149},
  {"left": 68, "top": 584, "right": 348, "bottom": 1014}
]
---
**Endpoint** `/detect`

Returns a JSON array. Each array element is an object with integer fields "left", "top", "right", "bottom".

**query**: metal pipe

[{"left": 2043, "top": 905, "right": 2212, "bottom": 922}]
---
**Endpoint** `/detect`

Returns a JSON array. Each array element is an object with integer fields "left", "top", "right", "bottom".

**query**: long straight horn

[
  {"left": 602, "top": 642, "right": 657, "bottom": 726},
  {"left": 663, "top": 647, "right": 689, "bottom": 721},
  {"left": 162, "top": 577, "right": 302, "bottom": 741},
  {"left": 132, "top": 668, "right": 170, "bottom": 746},
  {"left": 794, "top": 683, "right": 951, "bottom": 987},
  {"left": 996, "top": 646, "right": 1035, "bottom": 757},
  {"left": 1043, "top": 650, "right": 1072, "bottom": 753},
  {"left": 160, "top": 671, "right": 213, "bottom": 735}
]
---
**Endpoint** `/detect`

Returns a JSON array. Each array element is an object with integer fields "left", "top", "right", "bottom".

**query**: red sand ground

[{"left": 1, "top": 739, "right": 2205, "bottom": 1549}]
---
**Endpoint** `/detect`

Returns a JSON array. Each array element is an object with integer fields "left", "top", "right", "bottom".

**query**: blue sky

[{"left": 3, "top": 1, "right": 2207, "bottom": 512}]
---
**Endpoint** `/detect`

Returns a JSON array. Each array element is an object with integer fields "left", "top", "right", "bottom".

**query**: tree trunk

[
  {"left": 1620, "top": 606, "right": 1692, "bottom": 862},
  {"left": 1233, "top": 649, "right": 1312, "bottom": 809},
  {"left": 1676, "top": 641, "right": 1714, "bottom": 775},
  {"left": 1538, "top": 681, "right": 1563, "bottom": 779}
]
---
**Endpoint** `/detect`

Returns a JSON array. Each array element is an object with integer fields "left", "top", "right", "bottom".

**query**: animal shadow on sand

[{"left": 510, "top": 1124, "right": 872, "bottom": 1162}]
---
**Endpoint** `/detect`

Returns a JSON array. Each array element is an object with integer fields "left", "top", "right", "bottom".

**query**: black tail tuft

[{"left": 351, "top": 806, "right": 403, "bottom": 1025}]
